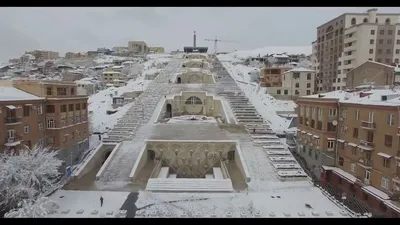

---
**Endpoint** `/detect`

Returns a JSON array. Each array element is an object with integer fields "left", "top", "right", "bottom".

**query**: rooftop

[
  {"left": 284, "top": 67, "right": 315, "bottom": 73},
  {"left": 0, "top": 87, "right": 44, "bottom": 101}
]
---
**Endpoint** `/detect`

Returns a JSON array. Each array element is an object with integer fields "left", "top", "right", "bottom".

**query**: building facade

[
  {"left": 26, "top": 50, "right": 59, "bottom": 61},
  {"left": 128, "top": 41, "right": 150, "bottom": 54},
  {"left": 297, "top": 89, "right": 400, "bottom": 217},
  {"left": 314, "top": 8, "right": 400, "bottom": 92},
  {"left": 259, "top": 67, "right": 292, "bottom": 87},
  {"left": 346, "top": 60, "right": 395, "bottom": 89},
  {"left": 0, "top": 80, "right": 89, "bottom": 171}
]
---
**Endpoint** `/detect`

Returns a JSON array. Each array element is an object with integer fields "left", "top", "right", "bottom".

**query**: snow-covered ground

[
  {"left": 220, "top": 61, "right": 296, "bottom": 133},
  {"left": 166, "top": 115, "right": 217, "bottom": 124}
]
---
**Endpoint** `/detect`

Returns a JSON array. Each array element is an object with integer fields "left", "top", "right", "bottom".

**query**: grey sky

[{"left": 1, "top": 7, "right": 400, "bottom": 62}]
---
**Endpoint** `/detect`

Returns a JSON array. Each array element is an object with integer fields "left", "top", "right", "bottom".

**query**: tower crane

[{"left": 204, "top": 37, "right": 239, "bottom": 54}]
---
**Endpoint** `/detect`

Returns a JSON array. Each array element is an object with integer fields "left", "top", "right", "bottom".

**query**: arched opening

[
  {"left": 185, "top": 96, "right": 202, "bottom": 105},
  {"left": 166, "top": 103, "right": 172, "bottom": 118},
  {"left": 103, "top": 151, "right": 112, "bottom": 164},
  {"left": 376, "top": 18, "right": 379, "bottom": 23},
  {"left": 228, "top": 151, "right": 235, "bottom": 161},
  {"left": 351, "top": 18, "right": 356, "bottom": 25},
  {"left": 177, "top": 77, "right": 181, "bottom": 84},
  {"left": 148, "top": 150, "right": 155, "bottom": 160},
  {"left": 363, "top": 18, "right": 368, "bottom": 23},
  {"left": 385, "top": 18, "right": 391, "bottom": 25}
]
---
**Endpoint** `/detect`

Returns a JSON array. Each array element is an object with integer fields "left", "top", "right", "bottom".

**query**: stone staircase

[{"left": 102, "top": 59, "right": 181, "bottom": 143}]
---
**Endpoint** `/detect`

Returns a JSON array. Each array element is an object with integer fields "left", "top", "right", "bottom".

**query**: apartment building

[
  {"left": 346, "top": 60, "right": 395, "bottom": 89},
  {"left": 128, "top": 41, "right": 150, "bottom": 54},
  {"left": 297, "top": 88, "right": 400, "bottom": 217},
  {"left": 102, "top": 69, "right": 127, "bottom": 87},
  {"left": 26, "top": 50, "right": 59, "bottom": 61},
  {"left": 314, "top": 8, "right": 400, "bottom": 92},
  {"left": 0, "top": 87, "right": 46, "bottom": 152},
  {"left": 65, "top": 52, "right": 88, "bottom": 59},
  {"left": 259, "top": 67, "right": 292, "bottom": 87},
  {"left": 268, "top": 67, "right": 316, "bottom": 100},
  {"left": 0, "top": 80, "right": 90, "bottom": 170}
]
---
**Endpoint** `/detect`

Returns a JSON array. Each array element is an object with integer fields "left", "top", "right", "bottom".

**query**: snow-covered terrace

[{"left": 0, "top": 86, "right": 44, "bottom": 101}]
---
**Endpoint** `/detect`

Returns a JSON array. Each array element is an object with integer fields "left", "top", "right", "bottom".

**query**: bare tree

[{"left": 4, "top": 196, "right": 58, "bottom": 218}]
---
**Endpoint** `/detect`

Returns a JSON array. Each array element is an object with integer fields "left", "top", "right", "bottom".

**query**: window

[
  {"left": 37, "top": 105, "right": 43, "bottom": 115},
  {"left": 396, "top": 49, "right": 400, "bottom": 54},
  {"left": 76, "top": 104, "right": 81, "bottom": 110},
  {"left": 315, "top": 138, "right": 320, "bottom": 146},
  {"left": 47, "top": 119, "right": 55, "bottom": 128},
  {"left": 328, "top": 141, "right": 335, "bottom": 149},
  {"left": 350, "top": 163, "right": 356, "bottom": 172},
  {"left": 57, "top": 88, "right": 67, "bottom": 96},
  {"left": 370, "top": 39, "right": 374, "bottom": 44},
  {"left": 46, "top": 87, "right": 52, "bottom": 95},
  {"left": 386, "top": 49, "right": 391, "bottom": 54},
  {"left": 367, "top": 131, "right": 374, "bottom": 142},
  {"left": 338, "top": 157, "right": 344, "bottom": 166},
  {"left": 365, "top": 170, "right": 370, "bottom": 181},
  {"left": 23, "top": 106, "right": 29, "bottom": 117},
  {"left": 353, "top": 128, "right": 359, "bottom": 138},
  {"left": 381, "top": 177, "right": 390, "bottom": 189},
  {"left": 369, "top": 49, "right": 374, "bottom": 54},
  {"left": 351, "top": 147, "right": 357, "bottom": 155},
  {"left": 387, "top": 39, "right": 392, "bottom": 44},
  {"left": 46, "top": 105, "right": 55, "bottom": 113},
  {"left": 341, "top": 109, "right": 347, "bottom": 118},
  {"left": 277, "top": 90, "right": 281, "bottom": 94},
  {"left": 60, "top": 105, "right": 67, "bottom": 113},
  {"left": 371, "top": 30, "right": 375, "bottom": 35},
  {"left": 387, "top": 114, "right": 394, "bottom": 125},
  {"left": 293, "top": 73, "right": 300, "bottom": 79},
  {"left": 70, "top": 88, "right": 75, "bottom": 95},
  {"left": 379, "top": 30, "right": 384, "bottom": 35},
  {"left": 284, "top": 90, "right": 288, "bottom": 95},
  {"left": 328, "top": 108, "right": 337, "bottom": 116},
  {"left": 38, "top": 122, "right": 43, "bottom": 130},
  {"left": 398, "top": 30, "right": 400, "bottom": 35},
  {"left": 368, "top": 112, "right": 375, "bottom": 122},
  {"left": 317, "top": 121, "right": 322, "bottom": 130},
  {"left": 47, "top": 136, "right": 54, "bottom": 144},
  {"left": 295, "top": 83, "right": 299, "bottom": 88},
  {"left": 312, "top": 107, "right": 316, "bottom": 115},
  {"left": 341, "top": 125, "right": 347, "bottom": 134},
  {"left": 307, "top": 83, "right": 311, "bottom": 88},
  {"left": 306, "top": 90, "right": 311, "bottom": 95},
  {"left": 355, "top": 110, "right": 359, "bottom": 120},
  {"left": 388, "top": 30, "right": 393, "bottom": 35},
  {"left": 69, "top": 104, "right": 74, "bottom": 111},
  {"left": 24, "top": 125, "right": 30, "bottom": 133},
  {"left": 82, "top": 103, "right": 87, "bottom": 110},
  {"left": 307, "top": 73, "right": 311, "bottom": 80},
  {"left": 385, "top": 135, "right": 393, "bottom": 147},
  {"left": 318, "top": 108, "right": 323, "bottom": 116},
  {"left": 383, "top": 158, "right": 391, "bottom": 168},
  {"left": 379, "top": 39, "right": 383, "bottom": 44}
]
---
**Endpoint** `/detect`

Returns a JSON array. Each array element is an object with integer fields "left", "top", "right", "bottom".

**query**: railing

[
  {"left": 5, "top": 136, "right": 20, "bottom": 144},
  {"left": 360, "top": 121, "right": 376, "bottom": 129},
  {"left": 358, "top": 158, "right": 373, "bottom": 167},
  {"left": 359, "top": 140, "right": 374, "bottom": 148},
  {"left": 4, "top": 117, "right": 21, "bottom": 124}
]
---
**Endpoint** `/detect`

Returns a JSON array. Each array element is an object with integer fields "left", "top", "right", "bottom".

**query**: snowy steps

[{"left": 145, "top": 178, "right": 234, "bottom": 192}]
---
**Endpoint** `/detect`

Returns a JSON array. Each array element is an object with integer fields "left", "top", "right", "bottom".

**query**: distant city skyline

[{"left": 1, "top": 7, "right": 400, "bottom": 62}]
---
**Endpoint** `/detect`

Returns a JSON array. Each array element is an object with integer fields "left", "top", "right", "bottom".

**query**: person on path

[
  {"left": 253, "top": 128, "right": 256, "bottom": 133},
  {"left": 100, "top": 196, "right": 104, "bottom": 207},
  {"left": 98, "top": 134, "right": 101, "bottom": 141}
]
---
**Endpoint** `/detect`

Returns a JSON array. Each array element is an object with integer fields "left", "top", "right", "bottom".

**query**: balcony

[
  {"left": 360, "top": 121, "right": 376, "bottom": 130},
  {"left": 359, "top": 140, "right": 374, "bottom": 148},
  {"left": 4, "top": 136, "right": 21, "bottom": 147},
  {"left": 4, "top": 117, "right": 22, "bottom": 125},
  {"left": 357, "top": 157, "right": 373, "bottom": 168},
  {"left": 397, "top": 127, "right": 400, "bottom": 136}
]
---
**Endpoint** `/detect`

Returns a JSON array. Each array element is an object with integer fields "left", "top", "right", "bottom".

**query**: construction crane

[{"left": 204, "top": 37, "right": 239, "bottom": 54}]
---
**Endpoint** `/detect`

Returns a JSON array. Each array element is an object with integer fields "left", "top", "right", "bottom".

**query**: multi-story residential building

[
  {"left": 26, "top": 50, "right": 59, "bottom": 61},
  {"left": 0, "top": 80, "right": 89, "bottom": 170},
  {"left": 314, "top": 8, "right": 400, "bottom": 92},
  {"left": 267, "top": 67, "right": 316, "bottom": 100},
  {"left": 102, "top": 68, "right": 127, "bottom": 87},
  {"left": 259, "top": 66, "right": 292, "bottom": 87},
  {"left": 149, "top": 46, "right": 165, "bottom": 54},
  {"left": 65, "top": 52, "right": 88, "bottom": 60},
  {"left": 0, "top": 87, "right": 46, "bottom": 152},
  {"left": 128, "top": 41, "right": 150, "bottom": 54},
  {"left": 297, "top": 88, "right": 400, "bottom": 217},
  {"left": 346, "top": 60, "right": 395, "bottom": 89}
]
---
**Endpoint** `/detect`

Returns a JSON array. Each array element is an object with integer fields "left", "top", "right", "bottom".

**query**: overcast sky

[{"left": 1, "top": 7, "right": 400, "bottom": 62}]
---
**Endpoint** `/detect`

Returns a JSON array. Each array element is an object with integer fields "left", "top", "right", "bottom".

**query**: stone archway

[
  {"left": 166, "top": 103, "right": 172, "bottom": 118},
  {"left": 103, "top": 151, "right": 112, "bottom": 164},
  {"left": 177, "top": 77, "right": 181, "bottom": 84},
  {"left": 148, "top": 150, "right": 155, "bottom": 160}
]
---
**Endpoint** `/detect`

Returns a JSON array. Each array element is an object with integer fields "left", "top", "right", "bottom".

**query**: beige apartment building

[
  {"left": 102, "top": 68, "right": 127, "bottom": 87},
  {"left": 0, "top": 80, "right": 89, "bottom": 171},
  {"left": 297, "top": 89, "right": 400, "bottom": 217},
  {"left": 314, "top": 8, "right": 400, "bottom": 92},
  {"left": 26, "top": 50, "right": 59, "bottom": 61},
  {"left": 65, "top": 52, "right": 88, "bottom": 59},
  {"left": 268, "top": 67, "right": 316, "bottom": 100},
  {"left": 128, "top": 41, "right": 150, "bottom": 54},
  {"left": 259, "top": 67, "right": 291, "bottom": 87}
]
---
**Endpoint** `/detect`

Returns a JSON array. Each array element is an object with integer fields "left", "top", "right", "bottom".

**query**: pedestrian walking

[
  {"left": 253, "top": 128, "right": 256, "bottom": 133},
  {"left": 98, "top": 134, "right": 101, "bottom": 141},
  {"left": 100, "top": 196, "right": 104, "bottom": 207}
]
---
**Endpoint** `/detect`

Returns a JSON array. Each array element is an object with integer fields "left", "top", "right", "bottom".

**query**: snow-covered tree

[
  {"left": 0, "top": 144, "right": 63, "bottom": 212},
  {"left": 122, "top": 63, "right": 143, "bottom": 76},
  {"left": 4, "top": 196, "right": 59, "bottom": 218}
]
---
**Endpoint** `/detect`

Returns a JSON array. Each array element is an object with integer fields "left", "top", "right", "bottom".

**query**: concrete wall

[
  {"left": 95, "top": 142, "right": 123, "bottom": 179},
  {"left": 297, "top": 144, "right": 334, "bottom": 177},
  {"left": 71, "top": 141, "right": 114, "bottom": 179},
  {"left": 129, "top": 145, "right": 148, "bottom": 180},
  {"left": 220, "top": 161, "right": 230, "bottom": 179},
  {"left": 177, "top": 71, "right": 215, "bottom": 84},
  {"left": 150, "top": 161, "right": 162, "bottom": 178},
  {"left": 235, "top": 144, "right": 251, "bottom": 182}
]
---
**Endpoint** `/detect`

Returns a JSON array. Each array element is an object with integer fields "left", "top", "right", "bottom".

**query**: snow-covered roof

[
  {"left": 112, "top": 66, "right": 123, "bottom": 69},
  {"left": 284, "top": 67, "right": 315, "bottom": 73},
  {"left": 75, "top": 80, "right": 93, "bottom": 85},
  {"left": 272, "top": 54, "right": 289, "bottom": 58},
  {"left": 0, "top": 87, "right": 43, "bottom": 101}
]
